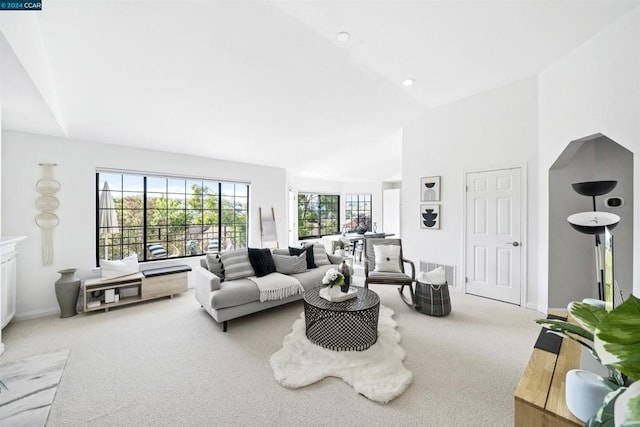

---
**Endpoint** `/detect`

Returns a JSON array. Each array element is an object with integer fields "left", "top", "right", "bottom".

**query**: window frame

[
  {"left": 297, "top": 192, "right": 340, "bottom": 240},
  {"left": 345, "top": 193, "right": 372, "bottom": 232},
  {"left": 96, "top": 170, "right": 249, "bottom": 265}
]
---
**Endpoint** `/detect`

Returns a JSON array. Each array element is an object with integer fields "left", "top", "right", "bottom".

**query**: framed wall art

[
  {"left": 420, "top": 204, "right": 440, "bottom": 229},
  {"left": 420, "top": 176, "right": 441, "bottom": 201}
]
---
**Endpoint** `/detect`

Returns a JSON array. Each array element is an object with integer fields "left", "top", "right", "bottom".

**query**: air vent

[{"left": 419, "top": 261, "right": 456, "bottom": 286}]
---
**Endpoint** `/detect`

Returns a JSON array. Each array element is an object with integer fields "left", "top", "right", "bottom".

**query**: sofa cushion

[
  {"left": 220, "top": 248, "right": 255, "bottom": 281},
  {"left": 247, "top": 248, "right": 276, "bottom": 277},
  {"left": 290, "top": 263, "right": 338, "bottom": 291},
  {"left": 312, "top": 243, "right": 331, "bottom": 266},
  {"left": 147, "top": 243, "right": 167, "bottom": 257},
  {"left": 210, "top": 279, "right": 260, "bottom": 309},
  {"left": 272, "top": 253, "right": 307, "bottom": 275},
  {"left": 289, "top": 245, "right": 316, "bottom": 269},
  {"left": 205, "top": 253, "right": 225, "bottom": 281}
]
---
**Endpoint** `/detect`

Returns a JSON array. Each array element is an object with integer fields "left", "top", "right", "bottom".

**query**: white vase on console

[{"left": 565, "top": 369, "right": 617, "bottom": 422}]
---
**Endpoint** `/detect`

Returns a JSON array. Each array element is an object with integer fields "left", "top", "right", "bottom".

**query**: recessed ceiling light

[
  {"left": 402, "top": 78, "right": 415, "bottom": 87},
  {"left": 336, "top": 32, "right": 350, "bottom": 42}
]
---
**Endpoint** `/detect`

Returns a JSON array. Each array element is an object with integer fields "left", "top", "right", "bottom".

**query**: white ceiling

[{"left": 2, "top": 0, "right": 638, "bottom": 182}]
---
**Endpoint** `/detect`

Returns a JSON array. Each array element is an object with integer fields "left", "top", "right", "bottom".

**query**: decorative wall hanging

[
  {"left": 35, "top": 163, "right": 60, "bottom": 265},
  {"left": 420, "top": 176, "right": 441, "bottom": 201},
  {"left": 420, "top": 204, "right": 440, "bottom": 229}
]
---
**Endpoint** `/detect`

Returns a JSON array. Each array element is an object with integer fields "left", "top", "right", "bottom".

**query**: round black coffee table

[{"left": 303, "top": 286, "right": 380, "bottom": 351}]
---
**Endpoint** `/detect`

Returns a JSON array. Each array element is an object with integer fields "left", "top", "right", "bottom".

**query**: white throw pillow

[
  {"left": 100, "top": 254, "right": 139, "bottom": 279},
  {"left": 418, "top": 267, "right": 446, "bottom": 285},
  {"left": 373, "top": 245, "right": 401, "bottom": 273}
]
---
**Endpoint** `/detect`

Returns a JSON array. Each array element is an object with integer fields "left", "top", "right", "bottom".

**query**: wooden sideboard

[
  {"left": 514, "top": 327, "right": 583, "bottom": 426},
  {"left": 83, "top": 266, "right": 190, "bottom": 312}
]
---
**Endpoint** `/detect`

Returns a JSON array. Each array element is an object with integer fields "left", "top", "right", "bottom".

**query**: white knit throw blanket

[{"left": 249, "top": 273, "right": 304, "bottom": 302}]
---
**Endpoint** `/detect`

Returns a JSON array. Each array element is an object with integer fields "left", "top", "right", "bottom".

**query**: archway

[{"left": 548, "top": 134, "right": 633, "bottom": 308}]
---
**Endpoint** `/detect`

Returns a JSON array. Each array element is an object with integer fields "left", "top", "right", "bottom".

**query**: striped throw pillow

[
  {"left": 147, "top": 244, "right": 167, "bottom": 257},
  {"left": 220, "top": 248, "right": 256, "bottom": 281},
  {"left": 312, "top": 243, "right": 331, "bottom": 266}
]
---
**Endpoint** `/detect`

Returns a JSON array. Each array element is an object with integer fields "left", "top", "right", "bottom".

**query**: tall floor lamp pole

[{"left": 567, "top": 181, "right": 619, "bottom": 301}]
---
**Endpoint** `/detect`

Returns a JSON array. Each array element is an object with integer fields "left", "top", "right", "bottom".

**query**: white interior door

[{"left": 465, "top": 168, "right": 522, "bottom": 305}]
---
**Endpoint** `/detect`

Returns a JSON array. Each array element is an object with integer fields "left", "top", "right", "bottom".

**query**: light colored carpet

[
  {"left": 270, "top": 305, "right": 412, "bottom": 403},
  {"left": 0, "top": 348, "right": 69, "bottom": 426},
  {"left": 0, "top": 273, "right": 543, "bottom": 426}
]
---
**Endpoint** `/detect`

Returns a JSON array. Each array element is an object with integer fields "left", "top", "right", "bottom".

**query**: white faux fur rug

[{"left": 269, "top": 305, "right": 413, "bottom": 403}]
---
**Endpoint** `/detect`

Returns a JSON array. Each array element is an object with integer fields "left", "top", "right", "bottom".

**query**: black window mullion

[
  {"left": 95, "top": 173, "right": 100, "bottom": 266},
  {"left": 143, "top": 176, "right": 148, "bottom": 261},
  {"left": 218, "top": 182, "right": 222, "bottom": 251},
  {"left": 98, "top": 173, "right": 247, "bottom": 262}
]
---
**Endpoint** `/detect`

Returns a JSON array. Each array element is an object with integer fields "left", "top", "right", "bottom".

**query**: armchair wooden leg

[
  {"left": 222, "top": 321, "right": 228, "bottom": 332},
  {"left": 398, "top": 283, "right": 416, "bottom": 308}
]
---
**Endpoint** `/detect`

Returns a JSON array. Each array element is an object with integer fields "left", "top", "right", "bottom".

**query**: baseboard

[
  {"left": 547, "top": 307, "right": 569, "bottom": 314},
  {"left": 526, "top": 302, "right": 547, "bottom": 314},
  {"left": 15, "top": 307, "right": 60, "bottom": 321}
]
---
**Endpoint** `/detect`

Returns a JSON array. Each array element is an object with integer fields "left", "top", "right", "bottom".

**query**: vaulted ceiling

[{"left": 2, "top": 1, "right": 638, "bottom": 181}]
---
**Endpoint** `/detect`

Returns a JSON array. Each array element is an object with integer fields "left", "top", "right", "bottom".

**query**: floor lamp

[{"left": 567, "top": 181, "right": 620, "bottom": 307}]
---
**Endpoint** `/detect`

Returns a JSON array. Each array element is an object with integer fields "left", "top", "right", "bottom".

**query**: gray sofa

[{"left": 195, "top": 247, "right": 343, "bottom": 331}]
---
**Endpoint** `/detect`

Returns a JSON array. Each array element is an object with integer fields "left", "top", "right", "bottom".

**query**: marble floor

[{"left": 0, "top": 349, "right": 69, "bottom": 427}]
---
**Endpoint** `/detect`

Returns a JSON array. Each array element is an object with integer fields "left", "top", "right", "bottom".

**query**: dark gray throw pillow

[
  {"left": 247, "top": 248, "right": 277, "bottom": 277},
  {"left": 289, "top": 245, "right": 316, "bottom": 269}
]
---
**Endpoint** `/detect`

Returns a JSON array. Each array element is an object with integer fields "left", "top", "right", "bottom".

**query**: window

[
  {"left": 297, "top": 193, "right": 339, "bottom": 239},
  {"left": 345, "top": 194, "right": 372, "bottom": 232},
  {"left": 96, "top": 171, "right": 249, "bottom": 264}
]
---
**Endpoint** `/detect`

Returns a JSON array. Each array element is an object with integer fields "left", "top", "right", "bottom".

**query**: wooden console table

[
  {"left": 514, "top": 326, "right": 583, "bottom": 426},
  {"left": 83, "top": 265, "right": 190, "bottom": 312}
]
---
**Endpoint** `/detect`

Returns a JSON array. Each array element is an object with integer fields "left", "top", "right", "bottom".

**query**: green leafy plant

[
  {"left": 355, "top": 225, "right": 367, "bottom": 234},
  {"left": 536, "top": 295, "right": 640, "bottom": 426},
  {"left": 321, "top": 268, "right": 344, "bottom": 288},
  {"left": 187, "top": 240, "right": 199, "bottom": 253}
]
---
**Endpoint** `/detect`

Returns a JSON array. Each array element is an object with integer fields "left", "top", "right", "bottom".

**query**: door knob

[{"left": 508, "top": 242, "right": 520, "bottom": 247}]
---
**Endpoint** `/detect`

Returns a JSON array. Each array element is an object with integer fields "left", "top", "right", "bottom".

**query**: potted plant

[
  {"left": 536, "top": 296, "right": 639, "bottom": 426},
  {"left": 187, "top": 240, "right": 199, "bottom": 255},
  {"left": 355, "top": 225, "right": 367, "bottom": 235},
  {"left": 334, "top": 240, "right": 348, "bottom": 257},
  {"left": 322, "top": 268, "right": 345, "bottom": 297}
]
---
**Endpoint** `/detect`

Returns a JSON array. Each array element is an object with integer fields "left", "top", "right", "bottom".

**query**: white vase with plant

[
  {"left": 536, "top": 296, "right": 640, "bottom": 426},
  {"left": 334, "top": 240, "right": 348, "bottom": 257},
  {"left": 322, "top": 268, "right": 345, "bottom": 297}
]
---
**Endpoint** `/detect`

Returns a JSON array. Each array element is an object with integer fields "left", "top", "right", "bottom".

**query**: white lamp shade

[{"left": 567, "top": 211, "right": 620, "bottom": 235}]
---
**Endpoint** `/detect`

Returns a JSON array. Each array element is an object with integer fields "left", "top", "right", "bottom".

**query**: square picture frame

[
  {"left": 420, "top": 176, "right": 441, "bottom": 201},
  {"left": 420, "top": 204, "right": 440, "bottom": 229}
]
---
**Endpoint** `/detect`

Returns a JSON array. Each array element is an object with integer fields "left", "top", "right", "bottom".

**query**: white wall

[
  {"left": 538, "top": 7, "right": 640, "bottom": 303},
  {"left": 1, "top": 131, "right": 287, "bottom": 318},
  {"left": 402, "top": 77, "right": 539, "bottom": 306}
]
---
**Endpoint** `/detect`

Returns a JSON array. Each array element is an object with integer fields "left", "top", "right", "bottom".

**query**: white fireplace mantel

[{"left": 1, "top": 236, "right": 27, "bottom": 355}]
